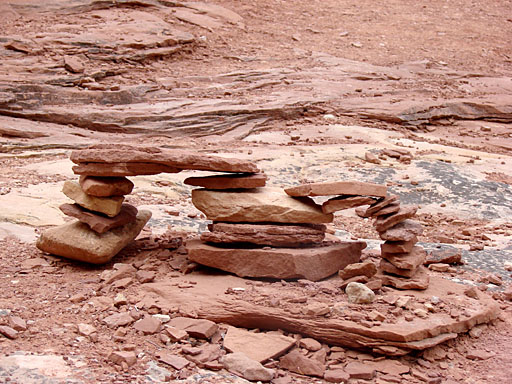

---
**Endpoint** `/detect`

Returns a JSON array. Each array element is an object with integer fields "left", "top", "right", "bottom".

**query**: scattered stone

[
  {"left": 168, "top": 317, "right": 218, "bottom": 339},
  {"left": 466, "top": 350, "right": 495, "bottom": 360},
  {"left": 344, "top": 361, "right": 376, "bottom": 379},
  {"left": 36, "top": 210, "right": 151, "bottom": 264},
  {"left": 136, "top": 270, "right": 156, "bottom": 283},
  {"left": 279, "top": 349, "right": 325, "bottom": 377},
  {"left": 381, "top": 246, "right": 426, "bottom": 270},
  {"left": 8, "top": 316, "right": 27, "bottom": 331},
  {"left": 464, "top": 286, "right": 479, "bottom": 299},
  {"left": 62, "top": 181, "right": 124, "bottom": 217},
  {"left": 134, "top": 316, "right": 162, "bottom": 334},
  {"left": 381, "top": 237, "right": 418, "bottom": 254},
  {"left": 364, "top": 195, "right": 399, "bottom": 217},
  {"left": 428, "top": 263, "right": 450, "bottom": 272},
  {"left": 192, "top": 187, "right": 333, "bottom": 224},
  {"left": 368, "top": 359, "right": 410, "bottom": 375},
  {"left": 380, "top": 266, "right": 430, "bottom": 290},
  {"left": 63, "top": 56, "right": 85, "bottom": 73},
  {"left": 339, "top": 261, "right": 377, "bottom": 279},
  {"left": 469, "top": 244, "right": 484, "bottom": 251},
  {"left": 375, "top": 206, "right": 418, "bottom": 232},
  {"left": 159, "top": 352, "right": 190, "bottom": 370},
  {"left": 365, "top": 152, "right": 381, "bottom": 165},
  {"left": 20, "top": 257, "right": 50, "bottom": 269},
  {"left": 103, "top": 312, "right": 134, "bottom": 328},
  {"left": 379, "top": 219, "right": 423, "bottom": 241},
  {"left": 202, "top": 222, "right": 325, "bottom": 247},
  {"left": 103, "top": 263, "right": 137, "bottom": 284},
  {"left": 346, "top": 282, "right": 375, "bottom": 304},
  {"left": 355, "top": 206, "right": 372, "bottom": 218},
  {"left": 185, "top": 343, "right": 223, "bottom": 366},
  {"left": 79, "top": 175, "right": 134, "bottom": 197},
  {"left": 285, "top": 180, "right": 387, "bottom": 198},
  {"left": 59, "top": 203, "right": 138, "bottom": 234},
  {"left": 223, "top": 326, "right": 295, "bottom": 363},
  {"left": 0, "top": 325, "right": 18, "bottom": 339},
  {"left": 324, "top": 369, "right": 350, "bottom": 383},
  {"left": 109, "top": 351, "right": 137, "bottom": 367},
  {"left": 222, "top": 352, "right": 275, "bottom": 382},
  {"left": 299, "top": 338, "right": 322, "bottom": 352},
  {"left": 187, "top": 239, "right": 365, "bottom": 281},
  {"left": 184, "top": 173, "right": 267, "bottom": 189},
  {"left": 166, "top": 326, "right": 188, "bottom": 342},
  {"left": 322, "top": 196, "right": 376, "bottom": 214},
  {"left": 77, "top": 323, "right": 97, "bottom": 337},
  {"left": 425, "top": 248, "right": 463, "bottom": 265}
]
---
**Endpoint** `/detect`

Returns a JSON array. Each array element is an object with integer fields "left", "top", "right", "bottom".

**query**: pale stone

[
  {"left": 133, "top": 316, "right": 162, "bottom": 334},
  {"left": 62, "top": 181, "right": 124, "bottom": 217},
  {"left": 345, "top": 282, "right": 375, "bottom": 304},
  {"left": 285, "top": 181, "right": 387, "bottom": 197},
  {"left": 184, "top": 173, "right": 267, "bottom": 189},
  {"left": 79, "top": 175, "right": 134, "bottom": 196},
  {"left": 192, "top": 187, "right": 333, "bottom": 224},
  {"left": 186, "top": 239, "right": 365, "bottom": 281},
  {"left": 222, "top": 352, "right": 275, "bottom": 382},
  {"left": 36, "top": 210, "right": 151, "bottom": 264}
]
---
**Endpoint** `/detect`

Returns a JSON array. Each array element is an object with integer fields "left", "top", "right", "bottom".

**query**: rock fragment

[
  {"left": 109, "top": 351, "right": 137, "bottom": 367},
  {"left": 364, "top": 195, "right": 399, "bottom": 217},
  {"left": 79, "top": 175, "right": 134, "bottom": 196},
  {"left": 279, "top": 349, "right": 325, "bottom": 377},
  {"left": 339, "top": 261, "right": 377, "bottom": 279},
  {"left": 133, "top": 316, "right": 162, "bottom": 334},
  {"left": 375, "top": 206, "right": 418, "bottom": 232},
  {"left": 425, "top": 248, "right": 463, "bottom": 265},
  {"left": 168, "top": 317, "right": 218, "bottom": 339},
  {"left": 379, "top": 266, "right": 430, "bottom": 290},
  {"left": 8, "top": 316, "right": 27, "bottom": 331},
  {"left": 222, "top": 352, "right": 275, "bottom": 382},
  {"left": 381, "top": 246, "right": 426, "bottom": 270},
  {"left": 345, "top": 282, "right": 375, "bottom": 304},
  {"left": 103, "top": 312, "right": 134, "bottom": 328},
  {"left": 379, "top": 219, "right": 423, "bottom": 241},
  {"left": 381, "top": 237, "right": 418, "bottom": 254},
  {"left": 285, "top": 180, "right": 387, "bottom": 197},
  {"left": 62, "top": 181, "right": 124, "bottom": 217},
  {"left": 0, "top": 325, "right": 18, "bottom": 339}
]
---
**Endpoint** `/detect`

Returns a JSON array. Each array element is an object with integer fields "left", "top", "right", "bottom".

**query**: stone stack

[
  {"left": 361, "top": 196, "right": 429, "bottom": 289},
  {"left": 186, "top": 180, "right": 387, "bottom": 281}
]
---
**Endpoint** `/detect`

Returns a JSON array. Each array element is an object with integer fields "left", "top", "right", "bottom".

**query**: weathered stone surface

[
  {"left": 192, "top": 187, "right": 333, "bottom": 224},
  {"left": 71, "top": 145, "right": 260, "bottom": 173},
  {"left": 168, "top": 317, "right": 218, "bottom": 339},
  {"left": 380, "top": 237, "right": 418, "bottom": 254},
  {"left": 79, "top": 175, "right": 134, "bottom": 197},
  {"left": 73, "top": 162, "right": 181, "bottom": 177},
  {"left": 322, "top": 196, "right": 377, "bottom": 214},
  {"left": 62, "top": 181, "right": 124, "bottom": 217},
  {"left": 346, "top": 282, "right": 375, "bottom": 304},
  {"left": 344, "top": 361, "right": 376, "bottom": 379},
  {"left": 223, "top": 326, "right": 295, "bottom": 363},
  {"left": 379, "top": 259, "right": 417, "bottom": 278},
  {"left": 59, "top": 203, "right": 138, "bottom": 234},
  {"left": 299, "top": 338, "right": 322, "bottom": 352},
  {"left": 285, "top": 181, "right": 387, "bottom": 198},
  {"left": 186, "top": 239, "right": 365, "bottom": 281},
  {"left": 380, "top": 266, "right": 430, "bottom": 290},
  {"left": 375, "top": 206, "right": 418, "bottom": 232},
  {"left": 279, "top": 350, "right": 325, "bottom": 377},
  {"left": 77, "top": 323, "right": 97, "bottom": 337},
  {"left": 184, "top": 173, "right": 267, "bottom": 189},
  {"left": 372, "top": 202, "right": 400, "bottom": 217},
  {"left": 109, "top": 351, "right": 137, "bottom": 367},
  {"left": 339, "top": 261, "right": 377, "bottom": 280},
  {"left": 425, "top": 248, "right": 463, "bottom": 265},
  {"left": 364, "top": 195, "right": 399, "bottom": 217},
  {"left": 103, "top": 312, "right": 134, "bottom": 328},
  {"left": 379, "top": 220, "right": 423, "bottom": 241},
  {"left": 8, "top": 316, "right": 27, "bottom": 332},
  {"left": 222, "top": 352, "right": 275, "bottom": 382},
  {"left": 159, "top": 352, "right": 190, "bottom": 370},
  {"left": 0, "top": 325, "right": 18, "bottom": 339},
  {"left": 381, "top": 246, "right": 426, "bottom": 270},
  {"left": 36, "top": 210, "right": 151, "bottom": 264},
  {"left": 63, "top": 55, "right": 84, "bottom": 74},
  {"left": 324, "top": 369, "right": 350, "bottom": 383},
  {"left": 201, "top": 222, "right": 325, "bottom": 247},
  {"left": 133, "top": 316, "right": 162, "bottom": 334}
]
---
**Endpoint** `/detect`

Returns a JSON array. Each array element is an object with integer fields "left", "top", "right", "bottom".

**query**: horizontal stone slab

[
  {"left": 364, "top": 195, "right": 399, "bottom": 217},
  {"left": 186, "top": 238, "right": 365, "bottom": 281},
  {"left": 380, "top": 237, "right": 418, "bottom": 254},
  {"left": 381, "top": 246, "right": 426, "bottom": 270},
  {"left": 73, "top": 162, "right": 181, "bottom": 177},
  {"left": 378, "top": 220, "right": 423, "bottom": 242},
  {"left": 375, "top": 206, "right": 418, "bottom": 233},
  {"left": 380, "top": 266, "right": 430, "bottom": 290},
  {"left": 379, "top": 259, "right": 418, "bottom": 278},
  {"left": 322, "top": 196, "right": 377, "bottom": 214},
  {"left": 62, "top": 181, "right": 124, "bottom": 217},
  {"left": 79, "top": 175, "right": 134, "bottom": 197},
  {"left": 285, "top": 181, "right": 387, "bottom": 198},
  {"left": 184, "top": 173, "right": 267, "bottom": 189}
]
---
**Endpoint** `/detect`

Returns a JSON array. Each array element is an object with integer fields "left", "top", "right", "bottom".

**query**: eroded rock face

[
  {"left": 36, "top": 210, "right": 151, "bottom": 264},
  {"left": 186, "top": 239, "right": 365, "bottom": 281},
  {"left": 62, "top": 181, "right": 124, "bottom": 217},
  {"left": 184, "top": 173, "right": 267, "bottom": 189},
  {"left": 285, "top": 181, "right": 387, "bottom": 198},
  {"left": 192, "top": 187, "right": 333, "bottom": 224},
  {"left": 79, "top": 175, "right": 134, "bottom": 196}
]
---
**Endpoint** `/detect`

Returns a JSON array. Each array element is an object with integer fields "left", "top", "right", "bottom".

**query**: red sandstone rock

[
  {"left": 321, "top": 195, "right": 376, "bottom": 214},
  {"left": 109, "top": 351, "right": 137, "bottom": 367},
  {"left": 344, "top": 361, "right": 376, "bottom": 379},
  {"left": 222, "top": 352, "right": 275, "bottom": 382},
  {"left": 364, "top": 195, "right": 399, "bottom": 217},
  {"left": 381, "top": 246, "right": 426, "bottom": 270},
  {"left": 299, "top": 338, "right": 322, "bottom": 352},
  {"left": 184, "top": 173, "right": 267, "bottom": 189},
  {"left": 186, "top": 239, "right": 365, "bottom": 281},
  {"left": 79, "top": 175, "right": 134, "bottom": 196},
  {"left": 380, "top": 236, "right": 418, "bottom": 254},
  {"left": 285, "top": 180, "right": 387, "bottom": 197},
  {"left": 339, "top": 275, "right": 369, "bottom": 290},
  {"left": 380, "top": 259, "right": 418, "bottom": 277},
  {"left": 168, "top": 317, "right": 218, "bottom": 339},
  {"left": 425, "top": 248, "right": 463, "bottom": 265},
  {"left": 380, "top": 266, "right": 430, "bottom": 290},
  {"left": 133, "top": 316, "right": 162, "bottom": 334},
  {"left": 59, "top": 203, "right": 138, "bottom": 234},
  {"left": 62, "top": 181, "right": 124, "bottom": 217},
  {"left": 324, "top": 369, "right": 350, "bottom": 383},
  {"left": 375, "top": 205, "right": 418, "bottom": 232},
  {"left": 379, "top": 220, "right": 423, "bottom": 241},
  {"left": 279, "top": 349, "right": 325, "bottom": 377},
  {"left": 73, "top": 162, "right": 181, "bottom": 176},
  {"left": 103, "top": 312, "right": 134, "bottom": 328},
  {"left": 339, "top": 261, "right": 377, "bottom": 279},
  {"left": 372, "top": 202, "right": 400, "bottom": 216},
  {"left": 159, "top": 352, "right": 190, "bottom": 370},
  {"left": 365, "top": 152, "right": 381, "bottom": 165},
  {"left": 71, "top": 145, "right": 260, "bottom": 173},
  {"left": 201, "top": 222, "right": 325, "bottom": 247},
  {"left": 0, "top": 325, "right": 18, "bottom": 339}
]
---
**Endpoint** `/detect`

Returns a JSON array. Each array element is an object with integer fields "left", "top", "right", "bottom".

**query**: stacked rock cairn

[
  {"left": 358, "top": 197, "right": 428, "bottom": 290},
  {"left": 186, "top": 179, "right": 391, "bottom": 282}
]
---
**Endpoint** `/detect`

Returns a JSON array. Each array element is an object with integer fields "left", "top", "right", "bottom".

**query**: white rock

[{"left": 345, "top": 282, "right": 375, "bottom": 304}]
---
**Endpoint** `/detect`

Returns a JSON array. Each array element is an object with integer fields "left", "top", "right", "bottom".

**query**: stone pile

[
  {"left": 359, "top": 196, "right": 429, "bottom": 290},
  {"left": 186, "top": 180, "right": 388, "bottom": 281}
]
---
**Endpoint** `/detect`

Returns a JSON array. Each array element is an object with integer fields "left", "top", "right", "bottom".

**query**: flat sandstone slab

[
  {"left": 79, "top": 175, "right": 134, "bottom": 197},
  {"left": 379, "top": 220, "right": 423, "bottom": 242},
  {"left": 381, "top": 246, "right": 426, "bottom": 270},
  {"left": 380, "top": 266, "right": 430, "bottom": 290},
  {"left": 73, "top": 162, "right": 181, "bottom": 177},
  {"left": 201, "top": 222, "right": 325, "bottom": 247},
  {"left": 322, "top": 196, "right": 376, "bottom": 214},
  {"left": 62, "top": 181, "right": 124, "bottom": 217},
  {"left": 71, "top": 144, "right": 259, "bottom": 173},
  {"left": 285, "top": 181, "right": 387, "bottom": 198},
  {"left": 375, "top": 205, "right": 418, "bottom": 233},
  {"left": 36, "top": 210, "right": 151, "bottom": 264},
  {"left": 59, "top": 203, "right": 138, "bottom": 234},
  {"left": 186, "top": 239, "right": 365, "bottom": 281},
  {"left": 192, "top": 187, "right": 333, "bottom": 224},
  {"left": 184, "top": 173, "right": 267, "bottom": 190}
]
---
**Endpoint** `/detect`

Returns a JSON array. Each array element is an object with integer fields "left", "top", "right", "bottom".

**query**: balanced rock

[
  {"left": 222, "top": 352, "right": 275, "bottom": 382},
  {"left": 36, "top": 210, "right": 151, "bottom": 264},
  {"left": 381, "top": 246, "right": 426, "bottom": 270},
  {"left": 380, "top": 236, "right": 418, "bottom": 254},
  {"left": 59, "top": 203, "right": 138, "bottom": 234},
  {"left": 339, "top": 261, "right": 377, "bottom": 279},
  {"left": 285, "top": 181, "right": 387, "bottom": 198},
  {"left": 372, "top": 202, "right": 400, "bottom": 217},
  {"left": 73, "top": 162, "right": 180, "bottom": 177},
  {"left": 71, "top": 144, "right": 260, "bottom": 173},
  {"left": 379, "top": 219, "right": 423, "bottom": 241},
  {"left": 375, "top": 205, "right": 418, "bottom": 232},
  {"left": 79, "top": 175, "right": 134, "bottom": 196},
  {"left": 322, "top": 196, "right": 376, "bottom": 214},
  {"left": 201, "top": 222, "right": 326, "bottom": 247},
  {"left": 380, "top": 266, "right": 430, "bottom": 290},
  {"left": 379, "top": 259, "right": 417, "bottom": 278},
  {"left": 364, "top": 195, "right": 399, "bottom": 217},
  {"left": 62, "top": 181, "right": 124, "bottom": 217},
  {"left": 192, "top": 187, "right": 333, "bottom": 224},
  {"left": 345, "top": 282, "right": 375, "bottom": 304},
  {"left": 184, "top": 173, "right": 267, "bottom": 189},
  {"left": 186, "top": 239, "right": 365, "bottom": 281}
]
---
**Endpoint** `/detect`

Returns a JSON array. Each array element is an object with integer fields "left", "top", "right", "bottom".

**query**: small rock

[
  {"left": 425, "top": 249, "right": 463, "bottom": 265},
  {"left": 133, "top": 316, "right": 162, "bottom": 334},
  {"left": 70, "top": 292, "right": 88, "bottom": 303},
  {"left": 8, "top": 316, "right": 27, "bottom": 331},
  {"left": 112, "top": 277, "right": 133, "bottom": 289},
  {"left": 152, "top": 314, "right": 170, "bottom": 323},
  {"left": 114, "top": 293, "right": 128, "bottom": 307},
  {"left": 466, "top": 350, "right": 495, "bottom": 360},
  {"left": 299, "top": 338, "right": 322, "bottom": 352},
  {"left": 464, "top": 286, "right": 479, "bottom": 299},
  {"left": 365, "top": 152, "right": 381, "bottom": 165},
  {"left": 168, "top": 317, "right": 218, "bottom": 339},
  {"left": 324, "top": 369, "right": 350, "bottom": 383},
  {"left": 339, "top": 261, "right": 377, "bottom": 279},
  {"left": 428, "top": 263, "right": 450, "bottom": 272},
  {"left": 166, "top": 326, "right": 188, "bottom": 341},
  {"left": 344, "top": 361, "right": 376, "bottom": 379},
  {"left": 469, "top": 244, "right": 484, "bottom": 251},
  {"left": 136, "top": 270, "right": 156, "bottom": 283},
  {"left": 223, "top": 352, "right": 275, "bottom": 382},
  {"left": 345, "top": 282, "right": 375, "bottom": 304},
  {"left": 368, "top": 310, "right": 386, "bottom": 322},
  {"left": 0, "top": 325, "right": 18, "bottom": 339},
  {"left": 109, "top": 350, "right": 137, "bottom": 367},
  {"left": 279, "top": 349, "right": 325, "bottom": 377},
  {"left": 159, "top": 351, "right": 190, "bottom": 370},
  {"left": 77, "top": 323, "right": 97, "bottom": 337},
  {"left": 103, "top": 312, "right": 134, "bottom": 328},
  {"left": 64, "top": 56, "right": 85, "bottom": 73}
]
